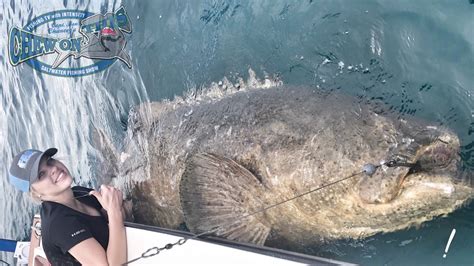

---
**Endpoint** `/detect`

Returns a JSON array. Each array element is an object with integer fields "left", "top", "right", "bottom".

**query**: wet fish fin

[
  {"left": 180, "top": 153, "right": 271, "bottom": 245},
  {"left": 91, "top": 127, "right": 119, "bottom": 184}
]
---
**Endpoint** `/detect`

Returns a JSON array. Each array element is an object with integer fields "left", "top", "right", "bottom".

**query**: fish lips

[
  {"left": 388, "top": 135, "right": 462, "bottom": 201},
  {"left": 358, "top": 137, "right": 460, "bottom": 204}
]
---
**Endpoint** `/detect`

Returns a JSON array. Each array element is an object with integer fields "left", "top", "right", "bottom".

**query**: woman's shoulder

[
  {"left": 41, "top": 200, "right": 70, "bottom": 219},
  {"left": 40, "top": 201, "right": 79, "bottom": 231},
  {"left": 40, "top": 201, "right": 78, "bottom": 243}
]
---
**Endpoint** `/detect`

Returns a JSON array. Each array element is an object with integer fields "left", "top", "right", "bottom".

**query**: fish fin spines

[{"left": 180, "top": 153, "right": 271, "bottom": 245}]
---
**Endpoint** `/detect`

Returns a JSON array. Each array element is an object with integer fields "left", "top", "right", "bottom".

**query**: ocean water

[{"left": 1, "top": 0, "right": 473, "bottom": 265}]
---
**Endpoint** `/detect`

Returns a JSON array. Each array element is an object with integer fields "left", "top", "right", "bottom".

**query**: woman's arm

[
  {"left": 68, "top": 238, "right": 108, "bottom": 265},
  {"left": 68, "top": 213, "right": 126, "bottom": 265},
  {"left": 106, "top": 209, "right": 127, "bottom": 265},
  {"left": 70, "top": 185, "right": 127, "bottom": 265}
]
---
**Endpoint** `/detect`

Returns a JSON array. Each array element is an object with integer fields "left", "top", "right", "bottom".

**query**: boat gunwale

[{"left": 124, "top": 221, "right": 356, "bottom": 265}]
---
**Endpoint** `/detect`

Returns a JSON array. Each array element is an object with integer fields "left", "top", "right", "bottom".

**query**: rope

[
  {"left": 123, "top": 170, "right": 364, "bottom": 265},
  {"left": 0, "top": 259, "right": 10, "bottom": 265}
]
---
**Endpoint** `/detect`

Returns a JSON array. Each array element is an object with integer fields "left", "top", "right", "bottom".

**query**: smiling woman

[{"left": 8, "top": 148, "right": 127, "bottom": 265}]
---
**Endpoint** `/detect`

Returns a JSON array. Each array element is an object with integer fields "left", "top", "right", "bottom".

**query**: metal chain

[
  {"left": 123, "top": 170, "right": 364, "bottom": 265},
  {"left": 385, "top": 159, "right": 418, "bottom": 168},
  {"left": 124, "top": 237, "right": 190, "bottom": 265}
]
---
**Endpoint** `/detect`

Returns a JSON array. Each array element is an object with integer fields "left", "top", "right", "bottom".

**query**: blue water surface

[{"left": 1, "top": 0, "right": 473, "bottom": 265}]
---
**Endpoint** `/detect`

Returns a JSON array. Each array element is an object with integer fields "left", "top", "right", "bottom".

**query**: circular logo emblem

[{"left": 8, "top": 7, "right": 132, "bottom": 77}]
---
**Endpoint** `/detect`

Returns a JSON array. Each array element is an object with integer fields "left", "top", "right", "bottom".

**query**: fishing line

[
  {"left": 124, "top": 158, "right": 419, "bottom": 264},
  {"left": 124, "top": 170, "right": 365, "bottom": 264}
]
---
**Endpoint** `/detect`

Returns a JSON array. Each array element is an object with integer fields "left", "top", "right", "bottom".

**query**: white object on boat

[
  {"left": 27, "top": 214, "right": 355, "bottom": 265},
  {"left": 13, "top": 241, "right": 30, "bottom": 265}
]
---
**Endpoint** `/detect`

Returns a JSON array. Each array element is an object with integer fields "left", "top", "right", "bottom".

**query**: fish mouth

[
  {"left": 395, "top": 133, "right": 461, "bottom": 196},
  {"left": 359, "top": 131, "right": 461, "bottom": 205}
]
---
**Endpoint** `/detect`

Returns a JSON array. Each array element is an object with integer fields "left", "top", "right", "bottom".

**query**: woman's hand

[
  {"left": 74, "top": 185, "right": 127, "bottom": 265},
  {"left": 89, "top": 184, "right": 123, "bottom": 217}
]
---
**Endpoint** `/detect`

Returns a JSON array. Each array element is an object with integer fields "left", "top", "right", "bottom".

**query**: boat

[{"left": 1, "top": 214, "right": 356, "bottom": 265}]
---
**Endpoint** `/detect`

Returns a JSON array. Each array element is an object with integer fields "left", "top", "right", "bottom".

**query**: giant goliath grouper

[{"left": 96, "top": 85, "right": 473, "bottom": 246}]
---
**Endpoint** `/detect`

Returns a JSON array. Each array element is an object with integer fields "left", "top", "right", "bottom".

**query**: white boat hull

[{"left": 26, "top": 215, "right": 355, "bottom": 265}]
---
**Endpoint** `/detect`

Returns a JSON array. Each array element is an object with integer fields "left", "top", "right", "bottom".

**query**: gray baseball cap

[{"left": 9, "top": 148, "right": 58, "bottom": 192}]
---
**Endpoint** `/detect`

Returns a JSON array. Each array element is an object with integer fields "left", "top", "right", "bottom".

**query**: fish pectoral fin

[{"left": 180, "top": 153, "right": 271, "bottom": 245}]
